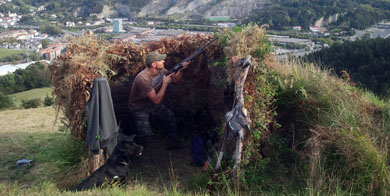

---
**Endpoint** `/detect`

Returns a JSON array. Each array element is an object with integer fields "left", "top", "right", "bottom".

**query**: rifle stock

[{"left": 152, "top": 36, "right": 218, "bottom": 88}]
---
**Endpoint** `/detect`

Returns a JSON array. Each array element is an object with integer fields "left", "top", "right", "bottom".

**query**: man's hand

[
  {"left": 147, "top": 73, "right": 173, "bottom": 104},
  {"left": 171, "top": 62, "right": 190, "bottom": 83},
  {"left": 182, "top": 61, "right": 190, "bottom": 69},
  {"left": 162, "top": 73, "right": 173, "bottom": 86}
]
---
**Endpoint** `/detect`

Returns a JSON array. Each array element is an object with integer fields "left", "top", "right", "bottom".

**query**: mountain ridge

[
  {"left": 137, "top": 0, "right": 269, "bottom": 19},
  {"left": 1, "top": 0, "right": 390, "bottom": 30}
]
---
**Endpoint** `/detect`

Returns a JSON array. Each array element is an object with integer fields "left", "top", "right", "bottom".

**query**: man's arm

[
  {"left": 171, "top": 62, "right": 189, "bottom": 83},
  {"left": 171, "top": 70, "right": 183, "bottom": 83},
  {"left": 146, "top": 74, "right": 172, "bottom": 104}
]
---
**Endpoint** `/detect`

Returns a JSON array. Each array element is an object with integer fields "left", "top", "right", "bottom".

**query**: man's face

[{"left": 154, "top": 60, "right": 165, "bottom": 70}]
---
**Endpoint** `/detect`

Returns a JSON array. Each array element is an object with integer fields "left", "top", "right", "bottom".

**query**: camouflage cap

[{"left": 145, "top": 51, "right": 166, "bottom": 66}]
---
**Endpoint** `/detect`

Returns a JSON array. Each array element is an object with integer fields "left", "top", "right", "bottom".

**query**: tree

[
  {"left": 307, "top": 37, "right": 390, "bottom": 97},
  {"left": 19, "top": 15, "right": 35, "bottom": 25},
  {"left": 0, "top": 91, "right": 14, "bottom": 110},
  {"left": 39, "top": 25, "right": 62, "bottom": 36},
  {"left": 41, "top": 39, "right": 50, "bottom": 48},
  {"left": 44, "top": 95, "right": 54, "bottom": 106}
]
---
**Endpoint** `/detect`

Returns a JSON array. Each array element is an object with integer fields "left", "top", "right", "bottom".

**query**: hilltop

[{"left": 0, "top": 24, "right": 389, "bottom": 195}]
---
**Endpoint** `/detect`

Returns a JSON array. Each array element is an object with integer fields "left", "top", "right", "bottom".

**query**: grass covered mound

[
  {"left": 251, "top": 59, "right": 390, "bottom": 195},
  {"left": 48, "top": 25, "right": 390, "bottom": 195}
]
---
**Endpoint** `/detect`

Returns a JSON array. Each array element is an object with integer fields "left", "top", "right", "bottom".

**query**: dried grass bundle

[{"left": 220, "top": 24, "right": 270, "bottom": 82}]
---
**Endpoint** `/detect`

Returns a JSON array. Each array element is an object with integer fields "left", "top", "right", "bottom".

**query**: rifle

[{"left": 152, "top": 36, "right": 218, "bottom": 88}]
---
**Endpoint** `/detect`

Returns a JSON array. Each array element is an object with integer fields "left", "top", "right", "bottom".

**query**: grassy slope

[
  {"left": 0, "top": 107, "right": 65, "bottom": 185},
  {"left": 9, "top": 87, "right": 53, "bottom": 107},
  {"left": 259, "top": 59, "right": 390, "bottom": 195},
  {"left": 0, "top": 107, "right": 205, "bottom": 195},
  {"left": 1, "top": 60, "right": 389, "bottom": 195}
]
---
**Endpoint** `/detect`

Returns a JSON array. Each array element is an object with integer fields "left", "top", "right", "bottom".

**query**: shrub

[
  {"left": 0, "top": 91, "right": 14, "bottom": 110},
  {"left": 21, "top": 98, "right": 41, "bottom": 109},
  {"left": 43, "top": 95, "right": 54, "bottom": 106}
]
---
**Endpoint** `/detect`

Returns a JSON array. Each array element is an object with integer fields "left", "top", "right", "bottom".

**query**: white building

[
  {"left": 37, "top": 6, "right": 45, "bottom": 11},
  {"left": 65, "top": 21, "right": 75, "bottom": 27},
  {"left": 8, "top": 12, "right": 17, "bottom": 17}
]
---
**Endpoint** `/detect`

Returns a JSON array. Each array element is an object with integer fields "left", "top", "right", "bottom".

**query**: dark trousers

[{"left": 131, "top": 104, "right": 178, "bottom": 143}]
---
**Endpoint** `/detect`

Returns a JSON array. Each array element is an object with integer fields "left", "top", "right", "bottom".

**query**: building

[
  {"left": 65, "top": 21, "right": 75, "bottom": 27},
  {"left": 38, "top": 43, "right": 67, "bottom": 61},
  {"left": 16, "top": 33, "right": 29, "bottom": 40},
  {"left": 378, "top": 22, "right": 390, "bottom": 29},
  {"left": 293, "top": 26, "right": 302, "bottom": 31},
  {"left": 217, "top": 23, "right": 236, "bottom": 28},
  {"left": 209, "top": 16, "right": 230, "bottom": 22},
  {"left": 22, "top": 40, "right": 42, "bottom": 50},
  {"left": 37, "top": 6, "right": 45, "bottom": 11},
  {"left": 268, "top": 35, "right": 314, "bottom": 47},
  {"left": 113, "top": 19, "right": 125, "bottom": 33},
  {"left": 310, "top": 26, "right": 327, "bottom": 34}
]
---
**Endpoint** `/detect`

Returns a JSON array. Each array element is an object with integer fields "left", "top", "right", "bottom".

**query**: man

[{"left": 128, "top": 51, "right": 189, "bottom": 149}]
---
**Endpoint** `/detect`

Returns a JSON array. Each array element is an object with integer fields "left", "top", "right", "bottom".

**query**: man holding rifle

[{"left": 128, "top": 51, "right": 189, "bottom": 150}]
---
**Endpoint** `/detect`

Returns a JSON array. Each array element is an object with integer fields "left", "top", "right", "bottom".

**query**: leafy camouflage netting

[{"left": 50, "top": 25, "right": 272, "bottom": 149}]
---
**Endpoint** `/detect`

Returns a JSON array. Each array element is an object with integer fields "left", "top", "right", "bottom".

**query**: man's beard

[{"left": 156, "top": 66, "right": 164, "bottom": 71}]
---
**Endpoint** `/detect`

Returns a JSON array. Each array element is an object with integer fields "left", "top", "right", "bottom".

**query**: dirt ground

[{"left": 126, "top": 133, "right": 206, "bottom": 191}]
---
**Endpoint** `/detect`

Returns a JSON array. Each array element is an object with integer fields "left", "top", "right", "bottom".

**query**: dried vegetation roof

[{"left": 50, "top": 25, "right": 271, "bottom": 141}]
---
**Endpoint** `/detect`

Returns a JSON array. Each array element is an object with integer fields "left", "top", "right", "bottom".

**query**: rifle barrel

[{"left": 151, "top": 36, "right": 218, "bottom": 88}]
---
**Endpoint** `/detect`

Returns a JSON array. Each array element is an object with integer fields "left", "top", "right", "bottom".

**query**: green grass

[
  {"left": 0, "top": 182, "right": 167, "bottom": 196},
  {"left": 0, "top": 107, "right": 73, "bottom": 187},
  {"left": 266, "top": 59, "right": 390, "bottom": 195},
  {"left": 0, "top": 48, "right": 33, "bottom": 58},
  {"left": 0, "top": 107, "right": 210, "bottom": 195},
  {"left": 9, "top": 87, "right": 53, "bottom": 107}
]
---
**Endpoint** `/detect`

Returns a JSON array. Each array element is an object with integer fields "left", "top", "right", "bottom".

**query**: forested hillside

[
  {"left": 0, "top": 62, "right": 51, "bottom": 94},
  {"left": 0, "top": 0, "right": 151, "bottom": 20},
  {"left": 307, "top": 37, "right": 390, "bottom": 97},
  {"left": 2, "top": 0, "right": 389, "bottom": 30},
  {"left": 246, "top": 0, "right": 390, "bottom": 30}
]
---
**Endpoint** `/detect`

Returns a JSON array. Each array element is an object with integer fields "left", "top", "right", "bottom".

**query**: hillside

[
  {"left": 2, "top": 0, "right": 390, "bottom": 30},
  {"left": 1, "top": 31, "right": 390, "bottom": 194},
  {"left": 36, "top": 24, "right": 390, "bottom": 195},
  {"left": 9, "top": 87, "right": 53, "bottom": 107},
  {"left": 245, "top": 0, "right": 390, "bottom": 30},
  {"left": 137, "top": 0, "right": 269, "bottom": 19},
  {"left": 308, "top": 37, "right": 390, "bottom": 97},
  {"left": 0, "top": 0, "right": 268, "bottom": 20}
]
